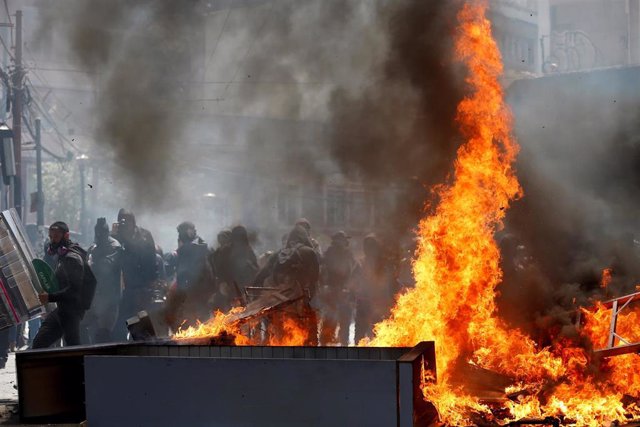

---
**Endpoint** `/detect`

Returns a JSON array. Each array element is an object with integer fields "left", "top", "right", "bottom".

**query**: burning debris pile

[
  {"left": 165, "top": 1, "right": 640, "bottom": 425},
  {"left": 173, "top": 287, "right": 311, "bottom": 347},
  {"left": 361, "top": 1, "right": 640, "bottom": 426}
]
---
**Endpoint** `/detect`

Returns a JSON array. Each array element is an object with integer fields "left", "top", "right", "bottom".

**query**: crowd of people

[{"left": 0, "top": 209, "right": 404, "bottom": 361}]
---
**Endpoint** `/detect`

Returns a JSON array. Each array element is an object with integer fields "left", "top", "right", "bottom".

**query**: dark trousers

[
  {"left": 32, "top": 308, "right": 83, "bottom": 349},
  {"left": 320, "top": 290, "right": 353, "bottom": 346},
  {"left": 9, "top": 324, "right": 25, "bottom": 349},
  {"left": 0, "top": 328, "right": 8, "bottom": 366}
]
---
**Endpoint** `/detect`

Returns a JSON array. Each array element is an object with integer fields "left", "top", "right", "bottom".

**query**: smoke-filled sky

[
  {"left": 34, "top": 0, "right": 467, "bottom": 251},
  {"left": 29, "top": 0, "right": 640, "bottom": 337}
]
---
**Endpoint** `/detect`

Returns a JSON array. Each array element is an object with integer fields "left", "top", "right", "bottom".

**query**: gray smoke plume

[
  {"left": 38, "top": 0, "right": 203, "bottom": 206},
  {"left": 497, "top": 67, "right": 640, "bottom": 342},
  {"left": 36, "top": 0, "right": 640, "bottom": 348},
  {"left": 227, "top": 0, "right": 467, "bottom": 250},
  {"left": 327, "top": 0, "right": 466, "bottom": 242}
]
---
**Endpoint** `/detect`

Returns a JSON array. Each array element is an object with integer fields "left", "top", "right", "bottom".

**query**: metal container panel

[
  {"left": 17, "top": 341, "right": 436, "bottom": 426},
  {"left": 85, "top": 355, "right": 400, "bottom": 427}
]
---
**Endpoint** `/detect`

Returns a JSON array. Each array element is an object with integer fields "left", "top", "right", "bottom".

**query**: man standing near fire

[
  {"left": 83, "top": 218, "right": 123, "bottom": 343},
  {"left": 164, "top": 221, "right": 211, "bottom": 330},
  {"left": 319, "top": 231, "right": 358, "bottom": 346},
  {"left": 253, "top": 225, "right": 320, "bottom": 345},
  {"left": 295, "top": 218, "right": 322, "bottom": 261},
  {"left": 111, "top": 209, "right": 158, "bottom": 341},
  {"left": 214, "top": 225, "right": 258, "bottom": 302},
  {"left": 33, "top": 222, "right": 94, "bottom": 348}
]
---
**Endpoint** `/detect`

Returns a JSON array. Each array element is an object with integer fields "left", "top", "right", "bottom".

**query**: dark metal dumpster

[{"left": 17, "top": 341, "right": 437, "bottom": 426}]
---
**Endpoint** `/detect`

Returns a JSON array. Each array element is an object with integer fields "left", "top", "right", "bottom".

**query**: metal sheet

[
  {"left": 18, "top": 341, "right": 435, "bottom": 426},
  {"left": 16, "top": 343, "right": 130, "bottom": 423},
  {"left": 85, "top": 356, "right": 399, "bottom": 427}
]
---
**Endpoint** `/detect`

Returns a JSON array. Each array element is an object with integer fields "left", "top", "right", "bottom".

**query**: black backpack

[{"left": 63, "top": 246, "right": 98, "bottom": 310}]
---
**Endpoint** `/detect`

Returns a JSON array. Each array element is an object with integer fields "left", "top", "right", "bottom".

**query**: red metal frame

[{"left": 593, "top": 292, "right": 640, "bottom": 358}]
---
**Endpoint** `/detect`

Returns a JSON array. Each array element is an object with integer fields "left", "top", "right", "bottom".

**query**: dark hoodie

[
  {"left": 254, "top": 226, "right": 319, "bottom": 296},
  {"left": 48, "top": 242, "right": 86, "bottom": 313},
  {"left": 176, "top": 236, "right": 209, "bottom": 290},
  {"left": 88, "top": 237, "right": 122, "bottom": 302},
  {"left": 115, "top": 212, "right": 157, "bottom": 291},
  {"left": 215, "top": 226, "right": 258, "bottom": 290}
]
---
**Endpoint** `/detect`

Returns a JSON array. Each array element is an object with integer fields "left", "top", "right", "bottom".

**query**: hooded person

[
  {"left": 214, "top": 225, "right": 258, "bottom": 301},
  {"left": 164, "top": 222, "right": 212, "bottom": 330},
  {"left": 319, "top": 231, "right": 358, "bottom": 345},
  {"left": 295, "top": 218, "right": 322, "bottom": 260},
  {"left": 204, "top": 229, "right": 231, "bottom": 310},
  {"left": 82, "top": 218, "right": 123, "bottom": 343},
  {"left": 33, "top": 221, "right": 92, "bottom": 348},
  {"left": 174, "top": 222, "right": 209, "bottom": 290},
  {"left": 254, "top": 225, "right": 320, "bottom": 345},
  {"left": 111, "top": 209, "right": 158, "bottom": 341}
]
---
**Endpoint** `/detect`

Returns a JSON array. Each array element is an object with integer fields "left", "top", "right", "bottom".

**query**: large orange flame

[
  {"left": 171, "top": 1, "right": 640, "bottom": 424},
  {"left": 362, "top": 1, "right": 640, "bottom": 425}
]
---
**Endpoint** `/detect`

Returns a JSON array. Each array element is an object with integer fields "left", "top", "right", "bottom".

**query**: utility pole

[
  {"left": 0, "top": 21, "right": 8, "bottom": 212},
  {"left": 11, "top": 10, "right": 23, "bottom": 218},
  {"left": 35, "top": 118, "right": 43, "bottom": 227}
]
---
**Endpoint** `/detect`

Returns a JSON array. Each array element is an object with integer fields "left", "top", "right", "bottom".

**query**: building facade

[{"left": 491, "top": 0, "right": 640, "bottom": 76}]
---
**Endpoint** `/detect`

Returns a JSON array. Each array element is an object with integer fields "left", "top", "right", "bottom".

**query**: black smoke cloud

[
  {"left": 497, "top": 67, "right": 640, "bottom": 340},
  {"left": 200, "top": 0, "right": 467, "bottom": 249},
  {"left": 37, "top": 0, "right": 640, "bottom": 346},
  {"left": 327, "top": 0, "right": 466, "bottom": 241},
  {"left": 39, "top": 0, "right": 203, "bottom": 206}
]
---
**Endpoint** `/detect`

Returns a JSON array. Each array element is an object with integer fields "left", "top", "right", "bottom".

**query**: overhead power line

[
  {"left": 204, "top": 7, "right": 231, "bottom": 73},
  {"left": 221, "top": 2, "right": 274, "bottom": 97}
]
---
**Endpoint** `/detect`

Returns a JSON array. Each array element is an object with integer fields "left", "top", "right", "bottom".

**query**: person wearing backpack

[
  {"left": 253, "top": 225, "right": 321, "bottom": 345},
  {"left": 33, "top": 221, "right": 95, "bottom": 348},
  {"left": 83, "top": 218, "right": 122, "bottom": 343}
]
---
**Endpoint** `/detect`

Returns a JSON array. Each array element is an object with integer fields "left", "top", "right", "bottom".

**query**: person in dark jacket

[
  {"left": 207, "top": 229, "right": 231, "bottom": 311},
  {"left": 319, "top": 231, "right": 357, "bottom": 346},
  {"left": 174, "top": 222, "right": 209, "bottom": 290},
  {"left": 254, "top": 225, "right": 320, "bottom": 345},
  {"left": 33, "top": 222, "right": 86, "bottom": 348},
  {"left": 165, "top": 222, "right": 212, "bottom": 330},
  {"left": 295, "top": 218, "right": 322, "bottom": 260},
  {"left": 215, "top": 226, "right": 258, "bottom": 301},
  {"left": 111, "top": 209, "right": 157, "bottom": 341},
  {"left": 83, "top": 218, "right": 123, "bottom": 343}
]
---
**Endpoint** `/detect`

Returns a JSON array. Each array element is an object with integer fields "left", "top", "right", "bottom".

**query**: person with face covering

[
  {"left": 111, "top": 209, "right": 157, "bottom": 341},
  {"left": 295, "top": 218, "right": 322, "bottom": 261},
  {"left": 82, "top": 218, "right": 123, "bottom": 343},
  {"left": 32, "top": 222, "right": 88, "bottom": 348},
  {"left": 215, "top": 225, "right": 258, "bottom": 302},
  {"left": 164, "top": 222, "right": 211, "bottom": 330},
  {"left": 253, "top": 225, "right": 321, "bottom": 345}
]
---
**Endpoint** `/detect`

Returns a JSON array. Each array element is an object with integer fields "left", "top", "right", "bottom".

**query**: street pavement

[{"left": 0, "top": 354, "right": 17, "bottom": 402}]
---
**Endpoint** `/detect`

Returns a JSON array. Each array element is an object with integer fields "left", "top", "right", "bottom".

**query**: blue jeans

[{"left": 28, "top": 318, "right": 41, "bottom": 345}]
